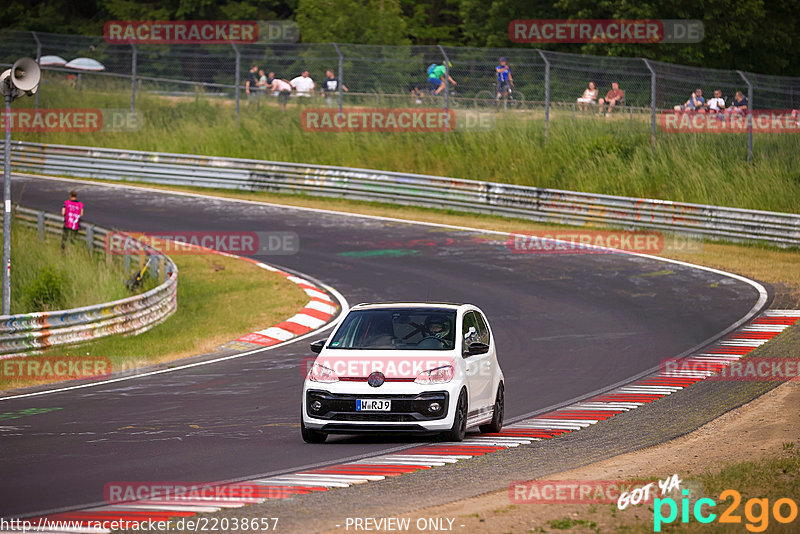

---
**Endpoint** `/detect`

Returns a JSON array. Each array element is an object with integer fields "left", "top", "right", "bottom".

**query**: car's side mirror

[
  {"left": 464, "top": 341, "right": 489, "bottom": 356},
  {"left": 310, "top": 339, "right": 325, "bottom": 354}
]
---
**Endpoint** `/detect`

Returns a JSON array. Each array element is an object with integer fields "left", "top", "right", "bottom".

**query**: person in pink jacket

[{"left": 61, "top": 190, "right": 84, "bottom": 251}]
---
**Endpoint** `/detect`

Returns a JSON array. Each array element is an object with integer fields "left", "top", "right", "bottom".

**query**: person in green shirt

[{"left": 427, "top": 62, "right": 457, "bottom": 95}]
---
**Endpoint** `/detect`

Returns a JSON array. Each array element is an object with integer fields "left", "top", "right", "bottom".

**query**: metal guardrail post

[
  {"left": 124, "top": 253, "right": 131, "bottom": 272},
  {"left": 333, "top": 43, "right": 344, "bottom": 113},
  {"left": 2, "top": 93, "right": 11, "bottom": 315},
  {"left": 32, "top": 31, "right": 41, "bottom": 113},
  {"left": 642, "top": 59, "right": 657, "bottom": 155},
  {"left": 130, "top": 43, "right": 137, "bottom": 114},
  {"left": 232, "top": 42, "right": 240, "bottom": 120},
  {"left": 85, "top": 224, "right": 94, "bottom": 253},
  {"left": 37, "top": 211, "right": 44, "bottom": 241},
  {"left": 537, "top": 50, "right": 551, "bottom": 141},
  {"left": 437, "top": 45, "right": 451, "bottom": 132},
  {"left": 737, "top": 70, "right": 754, "bottom": 162}
]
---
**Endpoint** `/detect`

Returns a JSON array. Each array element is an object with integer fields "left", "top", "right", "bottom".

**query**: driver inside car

[{"left": 421, "top": 315, "right": 453, "bottom": 348}]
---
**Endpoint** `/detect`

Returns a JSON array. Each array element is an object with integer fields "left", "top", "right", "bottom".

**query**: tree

[{"left": 296, "top": 0, "right": 408, "bottom": 45}]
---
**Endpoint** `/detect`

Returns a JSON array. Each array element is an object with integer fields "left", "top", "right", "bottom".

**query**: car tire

[
  {"left": 301, "top": 414, "right": 327, "bottom": 443},
  {"left": 479, "top": 382, "right": 504, "bottom": 434},
  {"left": 442, "top": 390, "right": 467, "bottom": 442}
]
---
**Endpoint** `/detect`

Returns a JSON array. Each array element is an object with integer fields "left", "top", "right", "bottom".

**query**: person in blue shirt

[{"left": 495, "top": 57, "right": 514, "bottom": 109}]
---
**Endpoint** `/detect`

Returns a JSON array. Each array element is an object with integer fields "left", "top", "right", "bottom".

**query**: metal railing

[
  {"left": 7, "top": 141, "right": 799, "bottom": 247},
  {"left": 0, "top": 205, "right": 178, "bottom": 355}
]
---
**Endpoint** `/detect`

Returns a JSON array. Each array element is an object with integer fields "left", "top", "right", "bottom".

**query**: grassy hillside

[{"left": 12, "top": 80, "right": 800, "bottom": 214}]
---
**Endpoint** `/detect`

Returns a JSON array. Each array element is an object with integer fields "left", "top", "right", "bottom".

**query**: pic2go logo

[{"left": 653, "top": 489, "right": 798, "bottom": 532}]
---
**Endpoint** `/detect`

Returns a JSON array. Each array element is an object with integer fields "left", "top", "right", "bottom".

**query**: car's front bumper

[{"left": 302, "top": 381, "right": 461, "bottom": 433}]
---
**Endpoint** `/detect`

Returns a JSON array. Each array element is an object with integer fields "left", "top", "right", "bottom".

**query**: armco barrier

[
  {"left": 0, "top": 205, "right": 177, "bottom": 356},
  {"left": 6, "top": 141, "right": 800, "bottom": 246}
]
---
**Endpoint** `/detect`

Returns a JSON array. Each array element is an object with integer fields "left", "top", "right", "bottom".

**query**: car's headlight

[
  {"left": 308, "top": 363, "right": 339, "bottom": 383},
  {"left": 414, "top": 365, "right": 454, "bottom": 384}
]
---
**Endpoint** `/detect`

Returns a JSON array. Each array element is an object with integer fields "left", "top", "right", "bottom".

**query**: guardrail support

[
  {"left": 642, "top": 59, "right": 657, "bottom": 155},
  {"left": 333, "top": 43, "right": 344, "bottom": 113},
  {"left": 2, "top": 93, "right": 11, "bottom": 315},
  {"left": 537, "top": 50, "right": 551, "bottom": 141},
  {"left": 85, "top": 224, "right": 94, "bottom": 253},
  {"left": 124, "top": 253, "right": 131, "bottom": 272},
  {"left": 37, "top": 211, "right": 44, "bottom": 240},
  {"left": 130, "top": 43, "right": 137, "bottom": 114},
  {"left": 232, "top": 43, "right": 241, "bottom": 120},
  {"left": 437, "top": 45, "right": 452, "bottom": 133},
  {"left": 32, "top": 31, "right": 41, "bottom": 113},
  {"left": 737, "top": 70, "right": 754, "bottom": 162}
]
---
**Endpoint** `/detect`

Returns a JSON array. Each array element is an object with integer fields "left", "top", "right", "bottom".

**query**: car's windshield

[{"left": 328, "top": 308, "right": 456, "bottom": 350}]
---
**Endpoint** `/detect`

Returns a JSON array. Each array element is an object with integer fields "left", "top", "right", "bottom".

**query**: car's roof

[{"left": 350, "top": 302, "right": 467, "bottom": 310}]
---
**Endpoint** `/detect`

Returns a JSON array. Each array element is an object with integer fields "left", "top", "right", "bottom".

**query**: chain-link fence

[{"left": 2, "top": 29, "right": 800, "bottom": 159}]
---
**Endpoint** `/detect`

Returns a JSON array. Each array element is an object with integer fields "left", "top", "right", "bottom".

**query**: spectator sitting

[
  {"left": 706, "top": 89, "right": 726, "bottom": 113},
  {"left": 674, "top": 88, "right": 706, "bottom": 112},
  {"left": 598, "top": 82, "right": 624, "bottom": 116},
  {"left": 290, "top": 70, "right": 315, "bottom": 98},
  {"left": 577, "top": 82, "right": 598, "bottom": 112},
  {"left": 727, "top": 91, "right": 749, "bottom": 114}
]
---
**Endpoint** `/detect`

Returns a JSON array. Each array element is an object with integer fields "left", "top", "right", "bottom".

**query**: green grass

[
  {"left": 12, "top": 77, "right": 800, "bottom": 214},
  {"left": 8, "top": 223, "right": 146, "bottom": 314},
  {"left": 2, "top": 250, "right": 309, "bottom": 390}
]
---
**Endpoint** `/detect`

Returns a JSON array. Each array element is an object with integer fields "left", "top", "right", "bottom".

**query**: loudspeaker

[{"left": 11, "top": 57, "right": 41, "bottom": 95}]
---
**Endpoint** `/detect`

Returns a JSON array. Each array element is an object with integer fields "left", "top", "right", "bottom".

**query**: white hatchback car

[{"left": 301, "top": 302, "right": 504, "bottom": 443}]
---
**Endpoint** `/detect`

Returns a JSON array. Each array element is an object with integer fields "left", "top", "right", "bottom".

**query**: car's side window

[
  {"left": 474, "top": 312, "right": 491, "bottom": 346},
  {"left": 462, "top": 312, "right": 479, "bottom": 347}
]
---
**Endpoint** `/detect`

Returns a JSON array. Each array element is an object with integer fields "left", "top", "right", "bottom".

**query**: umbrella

[
  {"left": 39, "top": 55, "right": 68, "bottom": 66},
  {"left": 65, "top": 58, "right": 106, "bottom": 71}
]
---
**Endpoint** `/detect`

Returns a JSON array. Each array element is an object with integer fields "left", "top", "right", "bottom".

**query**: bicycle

[{"left": 474, "top": 85, "right": 525, "bottom": 111}]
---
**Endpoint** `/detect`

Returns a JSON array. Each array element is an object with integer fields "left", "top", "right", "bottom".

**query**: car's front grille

[{"left": 306, "top": 389, "right": 449, "bottom": 421}]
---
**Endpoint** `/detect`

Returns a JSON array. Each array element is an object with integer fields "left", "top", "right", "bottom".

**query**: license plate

[{"left": 356, "top": 399, "right": 391, "bottom": 411}]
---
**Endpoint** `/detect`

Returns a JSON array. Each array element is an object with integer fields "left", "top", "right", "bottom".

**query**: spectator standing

[
  {"left": 245, "top": 65, "right": 259, "bottom": 97},
  {"left": 257, "top": 69, "right": 269, "bottom": 95},
  {"left": 495, "top": 57, "right": 514, "bottom": 109},
  {"left": 598, "top": 82, "right": 624, "bottom": 116},
  {"left": 706, "top": 89, "right": 726, "bottom": 113},
  {"left": 61, "top": 190, "right": 83, "bottom": 251},
  {"left": 268, "top": 78, "right": 293, "bottom": 111},
  {"left": 290, "top": 70, "right": 315, "bottom": 99},
  {"left": 577, "top": 81, "right": 598, "bottom": 112},
  {"left": 321, "top": 69, "right": 348, "bottom": 108}
]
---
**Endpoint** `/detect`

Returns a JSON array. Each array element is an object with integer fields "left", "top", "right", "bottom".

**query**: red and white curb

[
  {"left": 221, "top": 260, "right": 339, "bottom": 349},
  {"left": 12, "top": 309, "right": 798, "bottom": 533}
]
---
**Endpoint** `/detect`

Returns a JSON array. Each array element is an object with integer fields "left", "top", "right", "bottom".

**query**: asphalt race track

[{"left": 1, "top": 175, "right": 766, "bottom": 517}]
